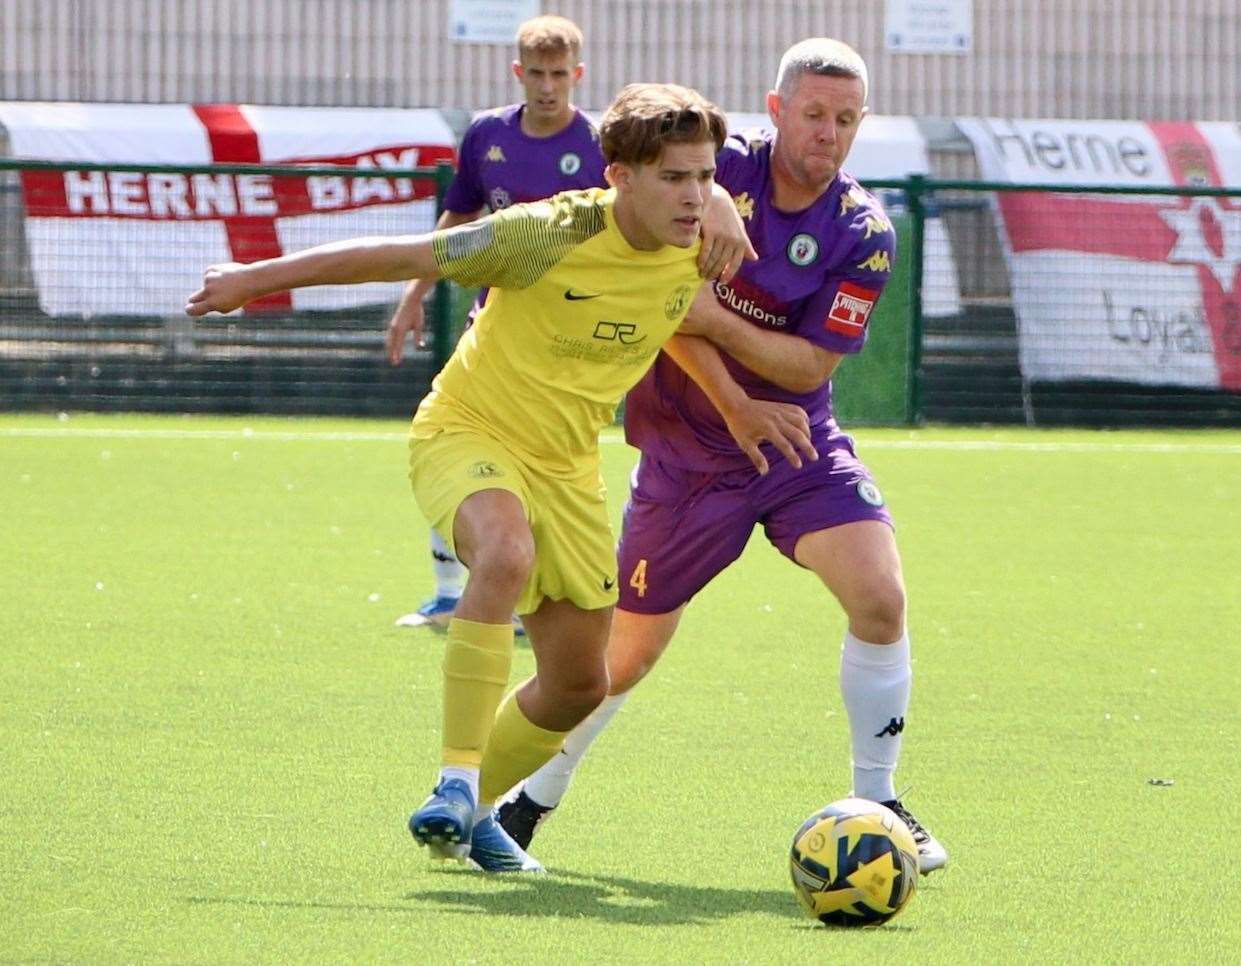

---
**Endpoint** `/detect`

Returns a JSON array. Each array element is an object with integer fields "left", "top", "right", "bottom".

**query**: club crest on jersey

[
  {"left": 826, "top": 281, "right": 879, "bottom": 336},
  {"left": 856, "top": 480, "right": 884, "bottom": 506},
  {"left": 485, "top": 145, "right": 506, "bottom": 162},
  {"left": 787, "top": 233, "right": 819, "bottom": 266},
  {"left": 468, "top": 461, "right": 505, "bottom": 479},
  {"left": 664, "top": 283, "right": 693, "bottom": 320},
  {"left": 559, "top": 152, "right": 582, "bottom": 175},
  {"left": 489, "top": 186, "right": 512, "bottom": 210}
]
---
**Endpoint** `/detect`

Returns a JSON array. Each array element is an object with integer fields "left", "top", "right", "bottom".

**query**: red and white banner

[
  {"left": 0, "top": 102, "right": 456, "bottom": 316},
  {"left": 960, "top": 118, "right": 1241, "bottom": 391}
]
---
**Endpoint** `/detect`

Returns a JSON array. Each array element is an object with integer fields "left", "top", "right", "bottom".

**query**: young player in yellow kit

[{"left": 185, "top": 83, "right": 815, "bottom": 872}]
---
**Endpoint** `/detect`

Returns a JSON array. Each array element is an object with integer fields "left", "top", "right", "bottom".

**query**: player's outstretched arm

[
  {"left": 663, "top": 334, "right": 817, "bottom": 475},
  {"left": 697, "top": 184, "right": 758, "bottom": 283},
  {"left": 677, "top": 286, "right": 841, "bottom": 393},
  {"left": 185, "top": 235, "right": 440, "bottom": 318},
  {"left": 386, "top": 208, "right": 483, "bottom": 363}
]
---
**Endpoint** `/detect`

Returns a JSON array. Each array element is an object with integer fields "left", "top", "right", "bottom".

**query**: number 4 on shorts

[{"left": 629, "top": 559, "right": 648, "bottom": 598}]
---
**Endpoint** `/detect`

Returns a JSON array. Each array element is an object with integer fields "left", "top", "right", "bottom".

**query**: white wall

[{"left": 0, "top": 0, "right": 1237, "bottom": 120}]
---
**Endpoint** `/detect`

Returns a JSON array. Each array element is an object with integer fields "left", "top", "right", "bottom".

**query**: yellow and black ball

[{"left": 789, "top": 797, "right": 919, "bottom": 927}]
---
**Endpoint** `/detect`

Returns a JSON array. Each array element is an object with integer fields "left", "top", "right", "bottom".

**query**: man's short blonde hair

[
  {"left": 600, "top": 83, "right": 728, "bottom": 166},
  {"left": 775, "top": 37, "right": 869, "bottom": 102},
  {"left": 516, "top": 15, "right": 583, "bottom": 62}
]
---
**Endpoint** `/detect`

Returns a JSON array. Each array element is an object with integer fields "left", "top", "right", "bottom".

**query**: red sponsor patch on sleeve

[{"left": 825, "top": 281, "right": 879, "bottom": 336}]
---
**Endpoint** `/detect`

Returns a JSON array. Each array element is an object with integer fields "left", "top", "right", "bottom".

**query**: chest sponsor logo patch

[
  {"left": 826, "top": 281, "right": 879, "bottom": 336},
  {"left": 559, "top": 152, "right": 582, "bottom": 175}
]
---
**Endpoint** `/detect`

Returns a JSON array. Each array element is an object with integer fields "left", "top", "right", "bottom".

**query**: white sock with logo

[
  {"left": 522, "top": 692, "right": 630, "bottom": 808},
  {"left": 430, "top": 530, "right": 466, "bottom": 600},
  {"left": 840, "top": 630, "right": 911, "bottom": 803}
]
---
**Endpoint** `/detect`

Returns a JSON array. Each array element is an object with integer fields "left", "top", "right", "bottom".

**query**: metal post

[
  {"left": 431, "top": 160, "right": 455, "bottom": 374},
  {"left": 905, "top": 174, "right": 927, "bottom": 425}
]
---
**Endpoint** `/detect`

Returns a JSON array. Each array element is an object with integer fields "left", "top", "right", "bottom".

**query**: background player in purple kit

[
  {"left": 388, "top": 15, "right": 607, "bottom": 631},
  {"left": 501, "top": 37, "right": 949, "bottom": 873}
]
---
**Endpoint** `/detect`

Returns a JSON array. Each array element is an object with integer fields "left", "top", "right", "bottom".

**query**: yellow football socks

[
  {"left": 440, "top": 617, "right": 514, "bottom": 768},
  {"left": 478, "top": 685, "right": 569, "bottom": 806}
]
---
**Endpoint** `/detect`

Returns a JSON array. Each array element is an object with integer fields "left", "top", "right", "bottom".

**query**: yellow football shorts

[{"left": 408, "top": 430, "right": 619, "bottom": 615}]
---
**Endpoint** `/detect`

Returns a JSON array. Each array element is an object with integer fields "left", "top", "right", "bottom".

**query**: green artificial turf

[{"left": 2, "top": 414, "right": 1238, "bottom": 963}]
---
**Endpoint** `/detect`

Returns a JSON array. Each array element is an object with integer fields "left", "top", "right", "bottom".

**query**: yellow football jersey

[{"left": 411, "top": 187, "right": 702, "bottom": 477}]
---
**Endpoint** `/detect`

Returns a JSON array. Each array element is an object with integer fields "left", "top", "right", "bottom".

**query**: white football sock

[
  {"left": 523, "top": 692, "right": 630, "bottom": 808},
  {"left": 438, "top": 766, "right": 480, "bottom": 807},
  {"left": 430, "top": 530, "right": 466, "bottom": 599},
  {"left": 840, "top": 630, "right": 911, "bottom": 803}
]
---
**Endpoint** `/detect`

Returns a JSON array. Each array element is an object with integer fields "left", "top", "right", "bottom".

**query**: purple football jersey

[
  {"left": 443, "top": 104, "right": 607, "bottom": 215},
  {"left": 624, "top": 129, "right": 897, "bottom": 472}
]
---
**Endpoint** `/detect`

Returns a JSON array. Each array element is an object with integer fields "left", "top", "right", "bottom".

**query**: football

[{"left": 789, "top": 797, "right": 920, "bottom": 927}]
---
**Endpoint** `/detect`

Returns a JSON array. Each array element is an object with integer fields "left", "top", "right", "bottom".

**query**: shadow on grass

[
  {"left": 185, "top": 868, "right": 801, "bottom": 927},
  {"left": 186, "top": 868, "right": 929, "bottom": 928},
  {"left": 404, "top": 868, "right": 803, "bottom": 926}
]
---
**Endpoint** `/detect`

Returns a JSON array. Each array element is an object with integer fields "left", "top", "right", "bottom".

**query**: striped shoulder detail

[{"left": 432, "top": 189, "right": 609, "bottom": 290}]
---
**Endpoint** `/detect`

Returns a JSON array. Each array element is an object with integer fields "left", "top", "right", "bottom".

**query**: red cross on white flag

[{"left": 0, "top": 102, "right": 456, "bottom": 317}]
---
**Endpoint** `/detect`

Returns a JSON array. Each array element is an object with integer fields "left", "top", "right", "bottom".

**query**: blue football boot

[
  {"left": 395, "top": 595, "right": 526, "bottom": 637},
  {"left": 467, "top": 810, "right": 544, "bottom": 873},
  {"left": 395, "top": 595, "right": 460, "bottom": 629},
  {"left": 408, "top": 778, "right": 475, "bottom": 861}
]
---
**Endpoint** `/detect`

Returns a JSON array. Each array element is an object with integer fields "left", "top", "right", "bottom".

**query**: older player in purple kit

[
  {"left": 388, "top": 15, "right": 607, "bottom": 630},
  {"left": 500, "top": 37, "right": 948, "bottom": 873}
]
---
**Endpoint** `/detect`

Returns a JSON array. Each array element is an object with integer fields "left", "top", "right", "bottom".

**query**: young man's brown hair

[{"left": 600, "top": 83, "right": 728, "bottom": 166}]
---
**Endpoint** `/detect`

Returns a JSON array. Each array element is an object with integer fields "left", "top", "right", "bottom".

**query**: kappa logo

[
  {"left": 863, "top": 214, "right": 893, "bottom": 239},
  {"left": 559, "top": 152, "right": 582, "bottom": 175},
  {"left": 467, "top": 461, "right": 504, "bottom": 479},
  {"left": 664, "top": 283, "right": 693, "bottom": 320},
  {"left": 857, "top": 250, "right": 892, "bottom": 273},
  {"left": 732, "top": 191, "right": 756, "bottom": 220},
  {"left": 826, "top": 281, "right": 879, "bottom": 336},
  {"left": 874, "top": 716, "right": 904, "bottom": 738},
  {"left": 839, "top": 187, "right": 867, "bottom": 216},
  {"left": 787, "top": 233, "right": 819, "bottom": 266},
  {"left": 485, "top": 145, "right": 506, "bottom": 163}
]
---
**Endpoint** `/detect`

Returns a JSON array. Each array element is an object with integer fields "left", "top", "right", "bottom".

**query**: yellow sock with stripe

[
  {"left": 478, "top": 685, "right": 569, "bottom": 811},
  {"left": 440, "top": 618, "right": 514, "bottom": 776}
]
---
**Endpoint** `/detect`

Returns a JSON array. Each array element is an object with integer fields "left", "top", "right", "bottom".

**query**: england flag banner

[
  {"left": 959, "top": 118, "right": 1241, "bottom": 391},
  {"left": 0, "top": 103, "right": 456, "bottom": 317}
]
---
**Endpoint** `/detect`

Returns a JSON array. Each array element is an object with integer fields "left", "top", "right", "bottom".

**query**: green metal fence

[{"left": 2, "top": 159, "right": 1239, "bottom": 426}]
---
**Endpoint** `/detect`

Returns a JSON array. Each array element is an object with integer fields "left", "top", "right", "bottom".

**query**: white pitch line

[{"left": 1, "top": 425, "right": 1240, "bottom": 454}]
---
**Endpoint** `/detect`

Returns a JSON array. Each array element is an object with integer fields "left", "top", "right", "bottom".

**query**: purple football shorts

[{"left": 615, "top": 433, "right": 893, "bottom": 614}]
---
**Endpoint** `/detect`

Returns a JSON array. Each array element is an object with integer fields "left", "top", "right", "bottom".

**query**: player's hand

[
  {"left": 722, "top": 397, "right": 817, "bottom": 475},
  {"left": 697, "top": 190, "right": 758, "bottom": 283},
  {"left": 184, "top": 262, "right": 254, "bottom": 317},
  {"left": 385, "top": 296, "right": 426, "bottom": 365}
]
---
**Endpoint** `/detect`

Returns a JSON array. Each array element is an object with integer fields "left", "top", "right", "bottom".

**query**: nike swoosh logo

[
  {"left": 564, "top": 290, "right": 602, "bottom": 301},
  {"left": 603, "top": 577, "right": 616, "bottom": 590}
]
